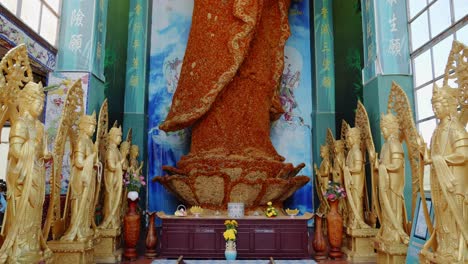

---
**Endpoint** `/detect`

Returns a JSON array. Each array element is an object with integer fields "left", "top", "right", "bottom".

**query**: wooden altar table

[{"left": 156, "top": 212, "right": 313, "bottom": 259}]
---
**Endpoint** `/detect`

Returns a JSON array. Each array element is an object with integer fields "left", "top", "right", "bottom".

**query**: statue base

[
  {"left": 94, "top": 228, "right": 123, "bottom": 263},
  {"left": 47, "top": 238, "right": 97, "bottom": 264},
  {"left": 372, "top": 238, "right": 408, "bottom": 264},
  {"left": 341, "top": 227, "right": 378, "bottom": 262},
  {"left": 419, "top": 249, "right": 465, "bottom": 264}
]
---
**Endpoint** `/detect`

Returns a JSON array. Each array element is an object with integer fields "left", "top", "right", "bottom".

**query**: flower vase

[
  {"left": 124, "top": 196, "right": 141, "bottom": 260},
  {"left": 313, "top": 215, "right": 327, "bottom": 261},
  {"left": 145, "top": 212, "right": 157, "bottom": 258},
  {"left": 225, "top": 240, "right": 237, "bottom": 260},
  {"left": 326, "top": 199, "right": 343, "bottom": 259}
]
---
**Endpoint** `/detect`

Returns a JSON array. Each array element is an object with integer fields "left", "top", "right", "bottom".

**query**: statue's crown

[
  {"left": 22, "top": 82, "right": 44, "bottom": 100},
  {"left": 432, "top": 84, "right": 459, "bottom": 103},
  {"left": 80, "top": 111, "right": 97, "bottom": 125},
  {"left": 381, "top": 112, "right": 398, "bottom": 126}
]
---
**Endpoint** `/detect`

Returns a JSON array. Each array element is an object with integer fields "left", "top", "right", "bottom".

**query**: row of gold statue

[
  {"left": 314, "top": 40, "right": 467, "bottom": 263},
  {"left": 0, "top": 44, "right": 144, "bottom": 263}
]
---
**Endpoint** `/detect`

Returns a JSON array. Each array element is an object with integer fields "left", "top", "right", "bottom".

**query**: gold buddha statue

[
  {"left": 0, "top": 82, "right": 52, "bottom": 263},
  {"left": 100, "top": 127, "right": 125, "bottom": 229},
  {"left": 332, "top": 139, "right": 348, "bottom": 222},
  {"left": 421, "top": 84, "right": 467, "bottom": 262},
  {"left": 343, "top": 127, "right": 370, "bottom": 229},
  {"left": 129, "top": 144, "right": 143, "bottom": 176},
  {"left": 375, "top": 113, "right": 409, "bottom": 244},
  {"left": 61, "top": 113, "right": 98, "bottom": 242},
  {"left": 120, "top": 140, "right": 130, "bottom": 174}
]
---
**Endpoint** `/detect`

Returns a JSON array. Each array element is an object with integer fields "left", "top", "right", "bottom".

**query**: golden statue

[
  {"left": 375, "top": 113, "right": 408, "bottom": 244},
  {"left": 99, "top": 127, "right": 125, "bottom": 229},
  {"left": 418, "top": 42, "right": 468, "bottom": 263},
  {"left": 61, "top": 113, "right": 98, "bottom": 242},
  {"left": 343, "top": 127, "right": 370, "bottom": 229},
  {"left": 0, "top": 45, "right": 52, "bottom": 263},
  {"left": 313, "top": 144, "right": 331, "bottom": 216},
  {"left": 327, "top": 128, "right": 348, "bottom": 223},
  {"left": 129, "top": 144, "right": 143, "bottom": 176}
]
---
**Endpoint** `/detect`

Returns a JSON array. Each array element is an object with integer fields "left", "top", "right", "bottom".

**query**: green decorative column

[
  {"left": 122, "top": 0, "right": 149, "bottom": 170},
  {"left": 54, "top": 0, "right": 109, "bottom": 114},
  {"left": 361, "top": 0, "right": 414, "bottom": 215},
  {"left": 313, "top": 0, "right": 336, "bottom": 161}
]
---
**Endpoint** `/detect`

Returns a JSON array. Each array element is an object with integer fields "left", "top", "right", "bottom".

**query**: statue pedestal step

[
  {"left": 94, "top": 228, "right": 122, "bottom": 263},
  {"left": 341, "top": 227, "right": 378, "bottom": 262},
  {"left": 48, "top": 238, "right": 96, "bottom": 264},
  {"left": 372, "top": 238, "right": 408, "bottom": 264},
  {"left": 420, "top": 248, "right": 465, "bottom": 264}
]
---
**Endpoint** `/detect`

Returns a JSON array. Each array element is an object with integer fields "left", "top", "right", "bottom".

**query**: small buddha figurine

[
  {"left": 0, "top": 82, "right": 52, "bottom": 263},
  {"left": 100, "top": 127, "right": 126, "bottom": 229},
  {"left": 376, "top": 113, "right": 409, "bottom": 244},
  {"left": 344, "top": 127, "right": 370, "bottom": 229},
  {"left": 313, "top": 145, "right": 331, "bottom": 216},
  {"left": 421, "top": 84, "right": 467, "bottom": 262},
  {"left": 61, "top": 112, "right": 98, "bottom": 242},
  {"left": 129, "top": 144, "right": 143, "bottom": 176}
]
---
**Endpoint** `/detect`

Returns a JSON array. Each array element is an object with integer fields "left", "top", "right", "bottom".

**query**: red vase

[
  {"left": 124, "top": 198, "right": 141, "bottom": 261},
  {"left": 326, "top": 199, "right": 343, "bottom": 259},
  {"left": 313, "top": 215, "right": 327, "bottom": 261},
  {"left": 145, "top": 212, "right": 158, "bottom": 258}
]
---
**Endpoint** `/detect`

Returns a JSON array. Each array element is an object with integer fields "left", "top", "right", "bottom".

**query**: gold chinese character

[
  {"left": 322, "top": 58, "right": 330, "bottom": 71},
  {"left": 133, "top": 57, "right": 139, "bottom": 68},
  {"left": 321, "top": 7, "right": 328, "bottom": 18},
  {"left": 130, "top": 75, "right": 139, "bottom": 87},
  {"left": 322, "top": 76, "right": 331, "bottom": 88},
  {"left": 133, "top": 22, "right": 143, "bottom": 32},
  {"left": 322, "top": 41, "right": 330, "bottom": 53},
  {"left": 135, "top": 3, "right": 142, "bottom": 16},
  {"left": 133, "top": 39, "right": 140, "bottom": 49},
  {"left": 321, "top": 24, "right": 329, "bottom": 34}
]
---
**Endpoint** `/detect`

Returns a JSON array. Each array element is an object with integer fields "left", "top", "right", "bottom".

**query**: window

[
  {"left": 0, "top": 127, "right": 9, "bottom": 181},
  {"left": 0, "top": 0, "right": 61, "bottom": 46},
  {"left": 408, "top": 0, "right": 467, "bottom": 189}
]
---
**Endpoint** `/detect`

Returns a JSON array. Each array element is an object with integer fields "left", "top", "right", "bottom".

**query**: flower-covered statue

[{"left": 265, "top": 202, "right": 279, "bottom": 217}]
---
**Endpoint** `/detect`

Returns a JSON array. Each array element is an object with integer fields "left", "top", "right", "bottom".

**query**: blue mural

[{"left": 148, "top": 0, "right": 314, "bottom": 213}]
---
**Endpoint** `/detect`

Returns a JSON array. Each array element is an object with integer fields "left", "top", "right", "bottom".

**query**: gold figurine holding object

[
  {"left": 343, "top": 126, "right": 370, "bottom": 229},
  {"left": 419, "top": 41, "right": 468, "bottom": 264},
  {"left": 313, "top": 144, "right": 331, "bottom": 216},
  {"left": 61, "top": 112, "right": 98, "bottom": 242},
  {"left": 0, "top": 45, "right": 52, "bottom": 263},
  {"left": 375, "top": 112, "right": 409, "bottom": 244},
  {"left": 100, "top": 126, "right": 125, "bottom": 229}
]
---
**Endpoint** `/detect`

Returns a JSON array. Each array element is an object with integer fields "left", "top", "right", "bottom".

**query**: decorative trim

[{"left": 0, "top": 5, "right": 57, "bottom": 71}]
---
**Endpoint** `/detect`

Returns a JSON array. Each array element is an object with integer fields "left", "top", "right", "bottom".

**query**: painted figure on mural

[
  {"left": 100, "top": 127, "right": 125, "bottom": 230},
  {"left": 314, "top": 145, "right": 331, "bottom": 216},
  {"left": 61, "top": 113, "right": 98, "bottom": 242},
  {"left": 375, "top": 113, "right": 409, "bottom": 244},
  {"left": 421, "top": 84, "right": 467, "bottom": 262},
  {"left": 343, "top": 127, "right": 370, "bottom": 229},
  {"left": 0, "top": 83, "right": 52, "bottom": 263}
]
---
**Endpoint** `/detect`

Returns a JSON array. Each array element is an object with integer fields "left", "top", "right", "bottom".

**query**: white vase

[
  {"left": 225, "top": 241, "right": 237, "bottom": 260},
  {"left": 228, "top": 203, "right": 244, "bottom": 218},
  {"left": 127, "top": 191, "right": 139, "bottom": 201}
]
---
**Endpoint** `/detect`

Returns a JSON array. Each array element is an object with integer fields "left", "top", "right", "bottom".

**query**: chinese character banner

[
  {"left": 375, "top": 0, "right": 410, "bottom": 74},
  {"left": 314, "top": 0, "right": 335, "bottom": 111},
  {"left": 125, "top": 0, "right": 148, "bottom": 113},
  {"left": 147, "top": 0, "right": 314, "bottom": 213},
  {"left": 56, "top": 0, "right": 96, "bottom": 72}
]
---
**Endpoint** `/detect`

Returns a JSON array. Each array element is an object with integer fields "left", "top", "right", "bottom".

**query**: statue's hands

[{"left": 313, "top": 164, "right": 318, "bottom": 174}]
